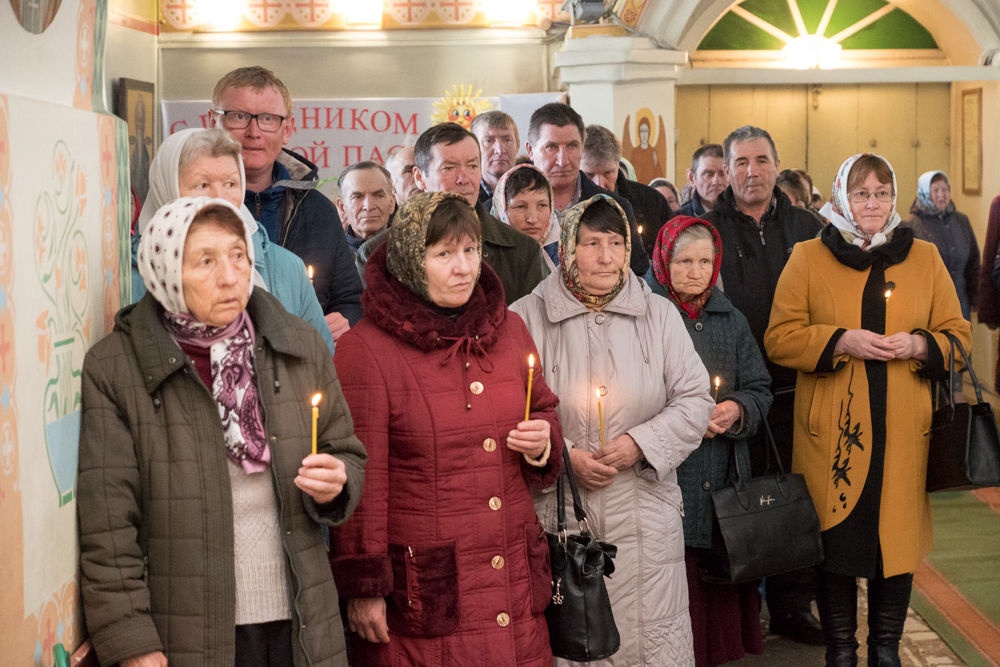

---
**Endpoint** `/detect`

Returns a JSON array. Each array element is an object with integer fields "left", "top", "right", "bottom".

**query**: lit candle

[
  {"left": 885, "top": 289, "right": 891, "bottom": 301},
  {"left": 525, "top": 354, "right": 535, "bottom": 422},
  {"left": 637, "top": 225, "right": 643, "bottom": 235},
  {"left": 597, "top": 388, "right": 606, "bottom": 448},
  {"left": 311, "top": 393, "right": 322, "bottom": 456},
  {"left": 308, "top": 265, "right": 314, "bottom": 285},
  {"left": 714, "top": 376, "right": 721, "bottom": 402}
]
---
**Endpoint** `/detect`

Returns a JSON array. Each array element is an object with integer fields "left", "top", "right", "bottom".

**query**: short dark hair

[
  {"left": 470, "top": 110, "right": 520, "bottom": 147},
  {"left": 723, "top": 126, "right": 778, "bottom": 164},
  {"left": 338, "top": 161, "right": 392, "bottom": 193},
  {"left": 777, "top": 169, "right": 810, "bottom": 205},
  {"left": 503, "top": 169, "right": 551, "bottom": 206},
  {"left": 189, "top": 204, "right": 246, "bottom": 242},
  {"left": 415, "top": 123, "right": 479, "bottom": 174},
  {"left": 583, "top": 124, "right": 621, "bottom": 165},
  {"left": 578, "top": 199, "right": 627, "bottom": 240},
  {"left": 691, "top": 143, "right": 723, "bottom": 173},
  {"left": 528, "top": 102, "right": 586, "bottom": 146},
  {"left": 425, "top": 197, "right": 482, "bottom": 247}
]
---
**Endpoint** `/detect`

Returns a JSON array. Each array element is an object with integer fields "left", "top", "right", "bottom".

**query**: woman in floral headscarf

[
  {"left": 511, "top": 195, "right": 714, "bottom": 666},
  {"left": 330, "top": 191, "right": 563, "bottom": 667},
  {"left": 906, "top": 171, "right": 980, "bottom": 321},
  {"left": 765, "top": 155, "right": 971, "bottom": 667},
  {"left": 492, "top": 163, "right": 560, "bottom": 270},
  {"left": 644, "top": 216, "right": 772, "bottom": 667},
  {"left": 78, "top": 196, "right": 366, "bottom": 667}
]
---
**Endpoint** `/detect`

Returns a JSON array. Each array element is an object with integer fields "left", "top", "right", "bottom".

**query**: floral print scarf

[
  {"left": 559, "top": 194, "right": 631, "bottom": 309},
  {"left": 139, "top": 197, "right": 268, "bottom": 474},
  {"left": 651, "top": 215, "right": 723, "bottom": 319}
]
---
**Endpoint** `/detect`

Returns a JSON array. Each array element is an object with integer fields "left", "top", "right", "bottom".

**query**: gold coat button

[
  {"left": 497, "top": 612, "right": 511, "bottom": 627},
  {"left": 483, "top": 438, "right": 497, "bottom": 452},
  {"left": 470, "top": 381, "right": 484, "bottom": 395},
  {"left": 489, "top": 496, "right": 502, "bottom": 510},
  {"left": 492, "top": 555, "right": 505, "bottom": 569}
]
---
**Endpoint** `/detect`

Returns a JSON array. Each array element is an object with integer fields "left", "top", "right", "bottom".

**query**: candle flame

[
  {"left": 885, "top": 290, "right": 892, "bottom": 299},
  {"left": 311, "top": 393, "right": 322, "bottom": 407},
  {"left": 637, "top": 225, "right": 643, "bottom": 234},
  {"left": 714, "top": 376, "right": 721, "bottom": 388},
  {"left": 596, "top": 388, "right": 601, "bottom": 399},
  {"left": 528, "top": 354, "right": 535, "bottom": 368},
  {"left": 308, "top": 265, "right": 314, "bottom": 279}
]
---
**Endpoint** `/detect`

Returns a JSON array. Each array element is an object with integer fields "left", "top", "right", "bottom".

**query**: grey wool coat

[
  {"left": 644, "top": 274, "right": 773, "bottom": 549},
  {"left": 511, "top": 270, "right": 714, "bottom": 667},
  {"left": 77, "top": 290, "right": 367, "bottom": 667}
]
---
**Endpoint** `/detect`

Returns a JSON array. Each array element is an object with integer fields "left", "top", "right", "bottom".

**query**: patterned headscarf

[
  {"left": 492, "top": 163, "right": 559, "bottom": 268},
  {"left": 386, "top": 191, "right": 481, "bottom": 300},
  {"left": 914, "top": 170, "right": 955, "bottom": 217},
  {"left": 139, "top": 196, "right": 268, "bottom": 474},
  {"left": 651, "top": 216, "right": 723, "bottom": 320},
  {"left": 819, "top": 153, "right": 902, "bottom": 250},
  {"left": 559, "top": 194, "right": 632, "bottom": 309}
]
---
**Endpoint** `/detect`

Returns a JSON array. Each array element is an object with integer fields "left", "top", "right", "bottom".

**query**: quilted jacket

[
  {"left": 330, "top": 245, "right": 563, "bottom": 667},
  {"left": 511, "top": 270, "right": 715, "bottom": 666},
  {"left": 77, "top": 290, "right": 367, "bottom": 667},
  {"left": 643, "top": 276, "right": 773, "bottom": 549}
]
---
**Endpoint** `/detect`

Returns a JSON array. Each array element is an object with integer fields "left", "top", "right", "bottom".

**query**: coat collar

[
  {"left": 537, "top": 269, "right": 650, "bottom": 324},
  {"left": 120, "top": 290, "right": 310, "bottom": 394},
  {"left": 478, "top": 204, "right": 516, "bottom": 248}
]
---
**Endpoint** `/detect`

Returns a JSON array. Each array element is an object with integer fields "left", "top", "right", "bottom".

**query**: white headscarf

[
  {"left": 819, "top": 153, "right": 902, "bottom": 250},
  {"left": 137, "top": 197, "right": 255, "bottom": 315}
]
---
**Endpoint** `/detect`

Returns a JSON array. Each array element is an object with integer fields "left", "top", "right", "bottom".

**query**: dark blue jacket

[
  {"left": 644, "top": 277, "right": 773, "bottom": 548},
  {"left": 246, "top": 150, "right": 364, "bottom": 325}
]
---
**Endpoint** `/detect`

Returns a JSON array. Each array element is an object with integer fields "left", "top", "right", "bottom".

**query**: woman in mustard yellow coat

[{"left": 764, "top": 154, "right": 971, "bottom": 667}]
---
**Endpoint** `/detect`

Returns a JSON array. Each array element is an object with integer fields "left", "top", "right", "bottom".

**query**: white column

[{"left": 556, "top": 36, "right": 686, "bottom": 182}]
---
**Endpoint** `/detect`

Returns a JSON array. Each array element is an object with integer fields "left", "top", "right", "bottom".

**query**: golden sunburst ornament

[{"left": 431, "top": 85, "right": 493, "bottom": 129}]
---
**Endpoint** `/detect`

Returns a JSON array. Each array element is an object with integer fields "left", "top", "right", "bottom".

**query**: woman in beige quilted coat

[{"left": 511, "top": 194, "right": 714, "bottom": 666}]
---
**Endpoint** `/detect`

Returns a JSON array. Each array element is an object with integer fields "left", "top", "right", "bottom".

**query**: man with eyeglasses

[
  {"left": 210, "top": 66, "right": 363, "bottom": 341},
  {"left": 703, "top": 125, "right": 825, "bottom": 648}
]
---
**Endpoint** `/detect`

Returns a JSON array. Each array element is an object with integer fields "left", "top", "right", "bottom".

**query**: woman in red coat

[{"left": 330, "top": 192, "right": 563, "bottom": 667}]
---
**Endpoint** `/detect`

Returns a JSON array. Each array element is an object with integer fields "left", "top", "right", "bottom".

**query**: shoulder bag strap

[
  {"left": 560, "top": 445, "right": 592, "bottom": 535},
  {"left": 944, "top": 332, "right": 984, "bottom": 405}
]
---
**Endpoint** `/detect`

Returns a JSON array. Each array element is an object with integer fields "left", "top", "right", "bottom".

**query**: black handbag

[
  {"left": 545, "top": 446, "right": 620, "bottom": 662},
  {"left": 699, "top": 420, "right": 824, "bottom": 584},
  {"left": 926, "top": 333, "right": 1000, "bottom": 492}
]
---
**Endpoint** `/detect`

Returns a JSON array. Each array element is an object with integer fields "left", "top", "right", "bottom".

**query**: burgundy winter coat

[{"left": 330, "top": 244, "right": 563, "bottom": 667}]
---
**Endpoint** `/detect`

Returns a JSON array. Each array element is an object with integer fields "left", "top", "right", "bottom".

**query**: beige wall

[
  {"left": 158, "top": 36, "right": 561, "bottom": 103},
  {"left": 950, "top": 80, "right": 1000, "bottom": 391}
]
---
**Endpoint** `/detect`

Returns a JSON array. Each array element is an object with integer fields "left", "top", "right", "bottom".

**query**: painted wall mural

[
  {"left": 621, "top": 109, "right": 667, "bottom": 185},
  {"left": 0, "top": 0, "right": 131, "bottom": 662}
]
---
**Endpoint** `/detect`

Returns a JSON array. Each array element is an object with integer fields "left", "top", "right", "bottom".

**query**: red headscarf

[{"left": 651, "top": 215, "right": 723, "bottom": 320}]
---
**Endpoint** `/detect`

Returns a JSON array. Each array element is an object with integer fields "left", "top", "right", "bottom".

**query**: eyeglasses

[
  {"left": 212, "top": 109, "right": 287, "bottom": 132},
  {"left": 848, "top": 189, "right": 893, "bottom": 204}
]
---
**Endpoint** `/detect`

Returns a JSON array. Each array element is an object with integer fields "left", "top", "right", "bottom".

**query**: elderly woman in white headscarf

[
  {"left": 765, "top": 154, "right": 971, "bottom": 667},
  {"left": 132, "top": 127, "right": 334, "bottom": 353},
  {"left": 78, "top": 196, "right": 366, "bottom": 667},
  {"left": 905, "top": 170, "right": 980, "bottom": 321}
]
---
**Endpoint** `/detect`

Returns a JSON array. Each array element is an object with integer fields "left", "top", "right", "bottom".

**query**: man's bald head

[{"left": 386, "top": 146, "right": 419, "bottom": 207}]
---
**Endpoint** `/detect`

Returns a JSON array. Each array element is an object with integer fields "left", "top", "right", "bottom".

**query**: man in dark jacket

[
  {"left": 526, "top": 103, "right": 650, "bottom": 278},
  {"left": 413, "top": 122, "right": 546, "bottom": 304},
  {"left": 471, "top": 110, "right": 520, "bottom": 208},
  {"left": 581, "top": 124, "right": 673, "bottom": 259},
  {"left": 677, "top": 143, "right": 728, "bottom": 218},
  {"left": 210, "top": 66, "right": 364, "bottom": 341},
  {"left": 704, "top": 125, "right": 825, "bottom": 647}
]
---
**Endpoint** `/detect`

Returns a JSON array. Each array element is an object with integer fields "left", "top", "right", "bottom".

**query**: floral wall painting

[
  {"left": 34, "top": 140, "right": 91, "bottom": 507},
  {"left": 621, "top": 109, "right": 667, "bottom": 186}
]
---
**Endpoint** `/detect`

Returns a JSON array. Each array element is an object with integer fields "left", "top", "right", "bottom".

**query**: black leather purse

[
  {"left": 545, "top": 446, "right": 620, "bottom": 662},
  {"left": 926, "top": 333, "right": 1000, "bottom": 492},
  {"left": 699, "top": 420, "right": 824, "bottom": 584}
]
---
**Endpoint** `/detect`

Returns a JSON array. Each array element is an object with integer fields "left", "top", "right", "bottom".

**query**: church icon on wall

[{"left": 621, "top": 109, "right": 667, "bottom": 186}]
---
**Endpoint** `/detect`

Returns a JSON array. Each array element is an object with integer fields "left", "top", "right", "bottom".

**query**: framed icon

[
  {"left": 117, "top": 78, "right": 156, "bottom": 205},
  {"left": 961, "top": 87, "right": 982, "bottom": 196}
]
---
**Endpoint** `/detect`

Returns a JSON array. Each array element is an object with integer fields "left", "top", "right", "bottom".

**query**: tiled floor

[{"left": 733, "top": 581, "right": 964, "bottom": 666}]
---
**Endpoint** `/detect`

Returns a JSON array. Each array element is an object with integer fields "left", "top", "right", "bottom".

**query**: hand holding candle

[
  {"left": 311, "top": 393, "right": 322, "bottom": 456},
  {"left": 524, "top": 354, "right": 534, "bottom": 422},
  {"left": 597, "top": 388, "right": 606, "bottom": 448}
]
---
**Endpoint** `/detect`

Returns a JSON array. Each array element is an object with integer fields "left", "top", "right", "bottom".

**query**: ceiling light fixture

[
  {"left": 346, "top": 0, "right": 382, "bottom": 30},
  {"left": 782, "top": 35, "right": 842, "bottom": 69}
]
